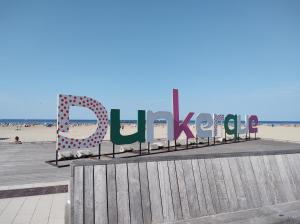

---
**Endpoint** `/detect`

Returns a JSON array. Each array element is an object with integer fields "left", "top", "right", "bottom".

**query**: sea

[{"left": 0, "top": 119, "right": 300, "bottom": 126}]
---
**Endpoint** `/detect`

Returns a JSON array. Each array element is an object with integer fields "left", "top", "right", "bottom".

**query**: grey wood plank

[
  {"left": 138, "top": 162, "right": 152, "bottom": 224},
  {"left": 198, "top": 159, "right": 215, "bottom": 215},
  {"left": 167, "top": 160, "right": 183, "bottom": 220},
  {"left": 147, "top": 161, "right": 163, "bottom": 223},
  {"left": 175, "top": 160, "right": 191, "bottom": 219},
  {"left": 13, "top": 195, "right": 39, "bottom": 224},
  {"left": 127, "top": 163, "right": 143, "bottom": 224},
  {"left": 263, "top": 155, "right": 282, "bottom": 204},
  {"left": 74, "top": 166, "right": 84, "bottom": 224},
  {"left": 116, "top": 163, "right": 130, "bottom": 224},
  {"left": 275, "top": 155, "right": 296, "bottom": 202},
  {"left": 219, "top": 158, "right": 238, "bottom": 212},
  {"left": 284, "top": 154, "right": 300, "bottom": 200},
  {"left": 94, "top": 165, "right": 108, "bottom": 224},
  {"left": 287, "top": 154, "right": 300, "bottom": 191},
  {"left": 158, "top": 161, "right": 175, "bottom": 222},
  {"left": 191, "top": 159, "right": 208, "bottom": 216},
  {"left": 30, "top": 194, "right": 53, "bottom": 224},
  {"left": 181, "top": 160, "right": 201, "bottom": 218},
  {"left": 84, "top": 166, "right": 94, "bottom": 224},
  {"left": 204, "top": 159, "right": 221, "bottom": 213},
  {"left": 237, "top": 157, "right": 261, "bottom": 208},
  {"left": 249, "top": 156, "right": 271, "bottom": 206},
  {"left": 227, "top": 157, "right": 248, "bottom": 210},
  {"left": 267, "top": 155, "right": 288, "bottom": 203},
  {"left": 283, "top": 155, "right": 300, "bottom": 200},
  {"left": 0, "top": 198, "right": 11, "bottom": 216},
  {"left": 106, "top": 164, "right": 117, "bottom": 224},
  {"left": 211, "top": 158, "right": 229, "bottom": 212},
  {"left": 0, "top": 197, "right": 25, "bottom": 224}
]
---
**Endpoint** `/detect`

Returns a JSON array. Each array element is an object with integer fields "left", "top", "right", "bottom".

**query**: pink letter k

[{"left": 173, "top": 89, "right": 194, "bottom": 140}]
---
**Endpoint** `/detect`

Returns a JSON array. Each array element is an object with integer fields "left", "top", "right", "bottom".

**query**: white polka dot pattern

[{"left": 56, "top": 94, "right": 108, "bottom": 150}]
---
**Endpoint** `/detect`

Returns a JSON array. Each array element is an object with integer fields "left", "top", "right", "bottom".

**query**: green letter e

[{"left": 224, "top": 114, "right": 238, "bottom": 139}]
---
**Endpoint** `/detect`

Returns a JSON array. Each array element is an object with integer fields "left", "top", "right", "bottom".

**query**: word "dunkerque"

[{"left": 56, "top": 89, "right": 258, "bottom": 150}]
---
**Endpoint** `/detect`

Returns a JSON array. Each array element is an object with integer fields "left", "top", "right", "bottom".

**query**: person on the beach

[{"left": 14, "top": 136, "right": 22, "bottom": 144}]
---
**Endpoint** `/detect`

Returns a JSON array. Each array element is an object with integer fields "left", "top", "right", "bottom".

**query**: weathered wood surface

[{"left": 71, "top": 153, "right": 300, "bottom": 223}]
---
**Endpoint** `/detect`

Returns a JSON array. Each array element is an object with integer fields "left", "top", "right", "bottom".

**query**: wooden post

[
  {"left": 113, "top": 144, "right": 115, "bottom": 158},
  {"left": 98, "top": 144, "right": 101, "bottom": 159},
  {"left": 139, "top": 142, "right": 142, "bottom": 155},
  {"left": 55, "top": 150, "right": 58, "bottom": 166},
  {"left": 186, "top": 138, "right": 188, "bottom": 149}
]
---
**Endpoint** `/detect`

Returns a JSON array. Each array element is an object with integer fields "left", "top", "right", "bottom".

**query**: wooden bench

[{"left": 69, "top": 152, "right": 300, "bottom": 224}]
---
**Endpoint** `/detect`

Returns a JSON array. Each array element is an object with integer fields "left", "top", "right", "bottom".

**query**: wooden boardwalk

[
  {"left": 1, "top": 139, "right": 300, "bottom": 186},
  {"left": 0, "top": 193, "right": 67, "bottom": 224},
  {"left": 71, "top": 152, "right": 300, "bottom": 224}
]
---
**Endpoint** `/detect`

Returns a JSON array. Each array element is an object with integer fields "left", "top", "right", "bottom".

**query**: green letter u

[{"left": 110, "top": 109, "right": 145, "bottom": 145}]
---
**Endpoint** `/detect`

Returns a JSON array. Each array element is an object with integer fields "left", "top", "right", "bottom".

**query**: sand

[{"left": 0, "top": 124, "right": 299, "bottom": 143}]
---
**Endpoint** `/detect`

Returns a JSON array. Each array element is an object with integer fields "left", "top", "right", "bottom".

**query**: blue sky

[{"left": 0, "top": 0, "right": 299, "bottom": 120}]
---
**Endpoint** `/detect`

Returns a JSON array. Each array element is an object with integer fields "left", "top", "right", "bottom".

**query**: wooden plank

[
  {"left": 236, "top": 157, "right": 261, "bottom": 208},
  {"left": 116, "top": 163, "right": 130, "bottom": 224},
  {"left": 275, "top": 155, "right": 296, "bottom": 202},
  {"left": 175, "top": 160, "right": 191, "bottom": 219},
  {"left": 84, "top": 166, "right": 94, "bottom": 224},
  {"left": 219, "top": 158, "right": 238, "bottom": 212},
  {"left": 167, "top": 160, "right": 183, "bottom": 220},
  {"left": 282, "top": 154, "right": 300, "bottom": 200},
  {"left": 249, "top": 156, "right": 270, "bottom": 206},
  {"left": 48, "top": 193, "right": 68, "bottom": 224},
  {"left": 226, "top": 157, "right": 248, "bottom": 210},
  {"left": 74, "top": 166, "right": 84, "bottom": 224},
  {"left": 158, "top": 161, "right": 175, "bottom": 222},
  {"left": 198, "top": 159, "right": 215, "bottom": 215},
  {"left": 0, "top": 197, "right": 25, "bottom": 224},
  {"left": 147, "top": 161, "right": 163, "bottom": 223},
  {"left": 181, "top": 160, "right": 201, "bottom": 218},
  {"left": 287, "top": 154, "right": 300, "bottom": 197},
  {"left": 106, "top": 164, "right": 117, "bottom": 224},
  {"left": 267, "top": 156, "right": 288, "bottom": 203},
  {"left": 0, "top": 198, "right": 11, "bottom": 216},
  {"left": 191, "top": 159, "right": 208, "bottom": 216},
  {"left": 30, "top": 194, "right": 54, "bottom": 224},
  {"left": 138, "top": 162, "right": 152, "bottom": 224},
  {"left": 210, "top": 158, "right": 229, "bottom": 212},
  {"left": 204, "top": 159, "right": 221, "bottom": 213},
  {"left": 94, "top": 165, "right": 108, "bottom": 224},
  {"left": 263, "top": 155, "right": 282, "bottom": 204},
  {"left": 127, "top": 163, "right": 143, "bottom": 224}
]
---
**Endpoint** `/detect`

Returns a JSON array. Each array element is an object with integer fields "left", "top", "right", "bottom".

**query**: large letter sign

[
  {"left": 56, "top": 90, "right": 260, "bottom": 152},
  {"left": 196, "top": 113, "right": 213, "bottom": 138},
  {"left": 173, "top": 89, "right": 194, "bottom": 140},
  {"left": 56, "top": 95, "right": 108, "bottom": 150},
  {"left": 110, "top": 109, "right": 146, "bottom": 145},
  {"left": 146, "top": 111, "right": 174, "bottom": 143},
  {"left": 249, "top": 115, "right": 259, "bottom": 133},
  {"left": 224, "top": 114, "right": 238, "bottom": 139}
]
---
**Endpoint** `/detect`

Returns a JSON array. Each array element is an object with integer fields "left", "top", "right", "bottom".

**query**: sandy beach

[{"left": 0, "top": 124, "right": 299, "bottom": 143}]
